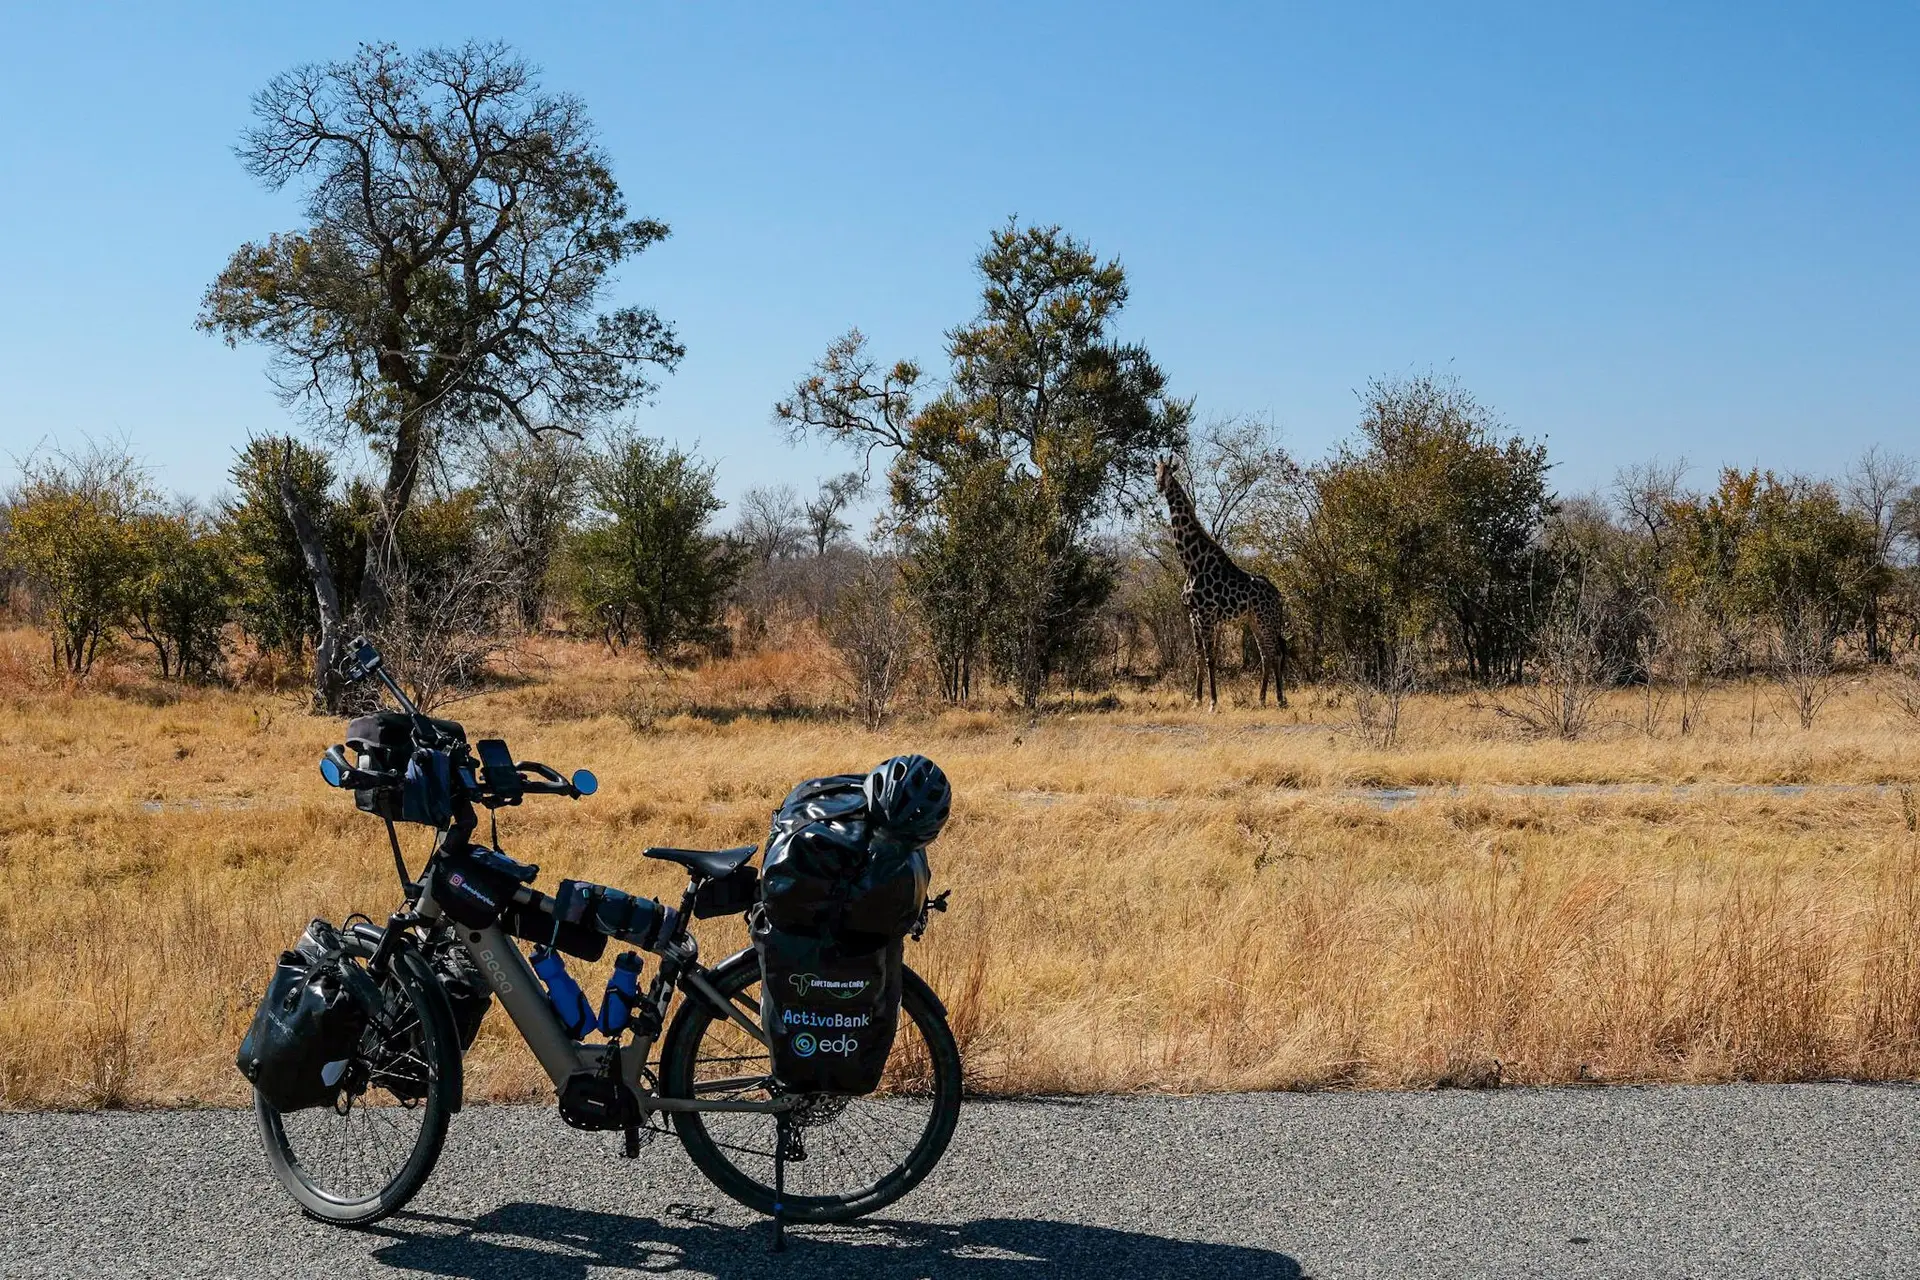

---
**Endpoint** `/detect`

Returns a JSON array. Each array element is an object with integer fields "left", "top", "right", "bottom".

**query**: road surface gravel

[{"left": 5, "top": 1084, "right": 1918, "bottom": 1278}]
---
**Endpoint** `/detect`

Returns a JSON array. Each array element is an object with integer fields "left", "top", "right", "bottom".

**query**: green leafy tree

[
  {"left": 129, "top": 509, "right": 235, "bottom": 682},
  {"left": 199, "top": 41, "right": 683, "bottom": 640},
  {"left": 779, "top": 220, "right": 1188, "bottom": 704},
  {"left": 568, "top": 433, "right": 738, "bottom": 657},
  {"left": 1667, "top": 469, "right": 1880, "bottom": 660},
  {"left": 4, "top": 444, "right": 154, "bottom": 675},
  {"left": 1282, "top": 374, "right": 1552, "bottom": 683}
]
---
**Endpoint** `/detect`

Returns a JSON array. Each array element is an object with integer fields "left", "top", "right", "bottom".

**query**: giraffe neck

[{"left": 1165, "top": 477, "right": 1230, "bottom": 578}]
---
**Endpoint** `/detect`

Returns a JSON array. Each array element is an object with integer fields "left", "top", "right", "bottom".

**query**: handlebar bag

[
  {"left": 753, "top": 913, "right": 901, "bottom": 1095},
  {"left": 346, "top": 711, "right": 467, "bottom": 771},
  {"left": 347, "top": 714, "right": 465, "bottom": 822},
  {"left": 235, "top": 939, "right": 381, "bottom": 1112}
]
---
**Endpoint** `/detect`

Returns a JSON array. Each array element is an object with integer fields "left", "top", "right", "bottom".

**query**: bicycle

[{"left": 252, "top": 640, "right": 962, "bottom": 1241}]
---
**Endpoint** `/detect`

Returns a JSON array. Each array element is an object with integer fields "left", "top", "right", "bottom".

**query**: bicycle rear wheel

[
  {"left": 253, "top": 930, "right": 460, "bottom": 1226},
  {"left": 659, "top": 955, "right": 962, "bottom": 1223}
]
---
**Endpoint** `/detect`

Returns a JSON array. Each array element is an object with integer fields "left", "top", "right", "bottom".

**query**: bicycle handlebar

[{"left": 316, "top": 745, "right": 594, "bottom": 804}]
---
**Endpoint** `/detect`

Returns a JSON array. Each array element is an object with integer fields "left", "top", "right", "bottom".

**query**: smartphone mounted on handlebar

[{"left": 339, "top": 638, "right": 384, "bottom": 685}]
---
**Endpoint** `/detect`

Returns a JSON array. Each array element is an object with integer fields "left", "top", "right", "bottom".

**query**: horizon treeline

[{"left": 2, "top": 373, "right": 1916, "bottom": 731}]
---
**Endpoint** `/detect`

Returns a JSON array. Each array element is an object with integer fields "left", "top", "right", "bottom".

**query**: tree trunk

[
  {"left": 277, "top": 449, "right": 348, "bottom": 713},
  {"left": 356, "top": 412, "right": 428, "bottom": 624}
]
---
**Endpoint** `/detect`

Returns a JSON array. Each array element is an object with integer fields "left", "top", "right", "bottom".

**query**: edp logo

[{"left": 790, "top": 1032, "right": 859, "bottom": 1058}]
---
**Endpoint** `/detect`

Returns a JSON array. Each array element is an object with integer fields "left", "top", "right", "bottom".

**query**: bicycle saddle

[{"left": 644, "top": 844, "right": 757, "bottom": 880}]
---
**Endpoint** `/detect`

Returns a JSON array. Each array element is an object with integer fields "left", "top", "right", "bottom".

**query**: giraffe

[{"left": 1155, "top": 455, "right": 1289, "bottom": 709}]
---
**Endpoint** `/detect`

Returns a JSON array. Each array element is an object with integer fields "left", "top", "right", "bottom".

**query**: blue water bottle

[
  {"left": 600, "top": 951, "right": 644, "bottom": 1036},
  {"left": 530, "top": 945, "right": 596, "bottom": 1040}
]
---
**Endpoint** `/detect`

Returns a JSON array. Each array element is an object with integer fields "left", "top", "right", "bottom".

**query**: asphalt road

[{"left": 6, "top": 1084, "right": 1920, "bottom": 1279}]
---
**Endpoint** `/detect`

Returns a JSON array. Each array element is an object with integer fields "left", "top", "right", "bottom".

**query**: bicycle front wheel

[
  {"left": 253, "top": 929, "right": 460, "bottom": 1226},
  {"left": 659, "top": 955, "right": 962, "bottom": 1223}
]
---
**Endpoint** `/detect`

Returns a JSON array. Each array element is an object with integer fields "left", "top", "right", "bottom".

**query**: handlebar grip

[{"left": 319, "top": 744, "right": 401, "bottom": 791}]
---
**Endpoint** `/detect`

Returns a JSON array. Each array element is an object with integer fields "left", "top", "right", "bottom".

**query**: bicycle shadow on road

[{"left": 367, "top": 1201, "right": 1303, "bottom": 1279}]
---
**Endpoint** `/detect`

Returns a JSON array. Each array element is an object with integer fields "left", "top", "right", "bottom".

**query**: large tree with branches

[
  {"left": 779, "top": 221, "right": 1188, "bottom": 703},
  {"left": 200, "top": 41, "right": 682, "bottom": 645}
]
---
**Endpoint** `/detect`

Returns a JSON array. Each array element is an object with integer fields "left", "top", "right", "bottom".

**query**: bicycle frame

[{"left": 413, "top": 876, "right": 796, "bottom": 1118}]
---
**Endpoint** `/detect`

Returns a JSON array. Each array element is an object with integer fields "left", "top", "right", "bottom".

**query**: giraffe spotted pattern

[{"left": 1155, "top": 456, "right": 1289, "bottom": 709}]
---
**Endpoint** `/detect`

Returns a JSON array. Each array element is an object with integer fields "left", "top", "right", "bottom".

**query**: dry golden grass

[{"left": 2, "top": 625, "right": 1919, "bottom": 1108}]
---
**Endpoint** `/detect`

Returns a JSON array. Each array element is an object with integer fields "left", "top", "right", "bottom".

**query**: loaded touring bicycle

[{"left": 236, "top": 639, "right": 961, "bottom": 1247}]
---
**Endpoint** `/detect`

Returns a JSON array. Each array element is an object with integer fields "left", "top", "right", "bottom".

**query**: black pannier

[
  {"left": 754, "top": 761, "right": 947, "bottom": 1094},
  {"left": 236, "top": 921, "right": 382, "bottom": 1112},
  {"left": 759, "top": 774, "right": 870, "bottom": 934},
  {"left": 753, "top": 914, "right": 902, "bottom": 1096}
]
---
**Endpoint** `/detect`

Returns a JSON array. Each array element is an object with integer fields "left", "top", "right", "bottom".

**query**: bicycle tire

[
  {"left": 253, "top": 928, "right": 460, "bottom": 1226},
  {"left": 659, "top": 953, "right": 962, "bottom": 1223}
]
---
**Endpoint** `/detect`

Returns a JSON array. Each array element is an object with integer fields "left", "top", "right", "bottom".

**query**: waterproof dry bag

[
  {"left": 753, "top": 913, "right": 901, "bottom": 1095},
  {"left": 236, "top": 929, "right": 381, "bottom": 1112}
]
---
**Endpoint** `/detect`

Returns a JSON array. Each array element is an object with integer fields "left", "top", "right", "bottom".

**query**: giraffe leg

[
  {"left": 1252, "top": 624, "right": 1271, "bottom": 707},
  {"left": 1188, "top": 613, "right": 1205, "bottom": 706},
  {"left": 1205, "top": 630, "right": 1219, "bottom": 712}
]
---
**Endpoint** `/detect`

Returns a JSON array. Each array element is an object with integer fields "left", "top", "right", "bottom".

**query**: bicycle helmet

[{"left": 863, "top": 754, "right": 951, "bottom": 847}]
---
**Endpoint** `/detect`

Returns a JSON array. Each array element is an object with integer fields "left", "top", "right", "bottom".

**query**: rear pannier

[
  {"left": 754, "top": 756, "right": 948, "bottom": 1096},
  {"left": 754, "top": 916, "right": 902, "bottom": 1095}
]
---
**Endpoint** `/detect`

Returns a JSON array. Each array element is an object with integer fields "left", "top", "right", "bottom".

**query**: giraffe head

[{"left": 1155, "top": 454, "right": 1195, "bottom": 520}]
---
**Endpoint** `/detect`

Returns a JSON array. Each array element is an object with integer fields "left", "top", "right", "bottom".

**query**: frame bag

[
  {"left": 429, "top": 846, "right": 538, "bottom": 931},
  {"left": 752, "top": 913, "right": 902, "bottom": 1096}
]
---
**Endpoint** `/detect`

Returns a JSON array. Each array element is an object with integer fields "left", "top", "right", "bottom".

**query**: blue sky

[{"left": 1, "top": 1, "right": 1914, "bottom": 511}]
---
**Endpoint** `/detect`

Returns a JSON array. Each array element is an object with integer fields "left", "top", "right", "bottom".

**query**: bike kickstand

[{"left": 771, "top": 1110, "right": 789, "bottom": 1254}]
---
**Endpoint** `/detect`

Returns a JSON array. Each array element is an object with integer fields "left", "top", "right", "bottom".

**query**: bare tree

[
  {"left": 1645, "top": 593, "right": 1716, "bottom": 736},
  {"left": 1479, "top": 576, "right": 1618, "bottom": 739},
  {"left": 1178, "top": 415, "right": 1303, "bottom": 549},
  {"left": 734, "top": 485, "right": 807, "bottom": 567},
  {"left": 804, "top": 471, "right": 867, "bottom": 555},
  {"left": 1613, "top": 457, "right": 1688, "bottom": 558},
  {"left": 475, "top": 434, "right": 583, "bottom": 631},
  {"left": 1345, "top": 632, "right": 1419, "bottom": 748},
  {"left": 367, "top": 540, "right": 518, "bottom": 713},
  {"left": 1843, "top": 446, "right": 1918, "bottom": 663},
  {"left": 1774, "top": 604, "right": 1843, "bottom": 730},
  {"left": 825, "top": 560, "right": 917, "bottom": 728}
]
